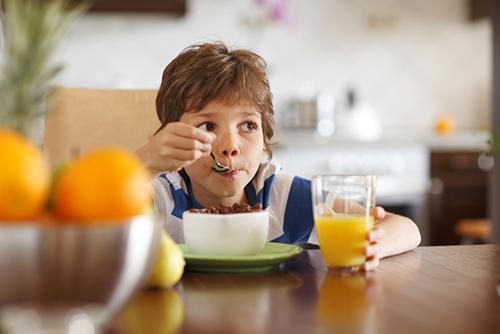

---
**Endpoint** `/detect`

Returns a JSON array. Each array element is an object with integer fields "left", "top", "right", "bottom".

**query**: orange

[
  {"left": 435, "top": 114, "right": 455, "bottom": 135},
  {"left": 54, "top": 148, "right": 152, "bottom": 223},
  {"left": 0, "top": 129, "right": 51, "bottom": 221}
]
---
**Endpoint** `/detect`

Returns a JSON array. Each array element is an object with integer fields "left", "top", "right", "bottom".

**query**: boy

[{"left": 135, "top": 42, "right": 421, "bottom": 271}]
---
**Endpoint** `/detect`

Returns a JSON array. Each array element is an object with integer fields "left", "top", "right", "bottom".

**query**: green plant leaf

[{"left": 0, "top": 0, "right": 89, "bottom": 140}]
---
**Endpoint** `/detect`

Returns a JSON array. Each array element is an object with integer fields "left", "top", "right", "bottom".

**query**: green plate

[{"left": 179, "top": 242, "right": 303, "bottom": 273}]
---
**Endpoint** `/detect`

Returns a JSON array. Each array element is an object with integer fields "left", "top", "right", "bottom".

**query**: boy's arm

[
  {"left": 135, "top": 144, "right": 162, "bottom": 176},
  {"left": 376, "top": 212, "right": 421, "bottom": 259}
]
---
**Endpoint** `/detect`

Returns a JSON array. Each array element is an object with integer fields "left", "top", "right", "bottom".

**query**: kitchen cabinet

[
  {"left": 429, "top": 150, "right": 490, "bottom": 245},
  {"left": 74, "top": 0, "right": 187, "bottom": 14},
  {"left": 469, "top": 0, "right": 489, "bottom": 21}
]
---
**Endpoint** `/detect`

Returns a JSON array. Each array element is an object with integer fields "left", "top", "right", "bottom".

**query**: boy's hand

[
  {"left": 136, "top": 122, "right": 214, "bottom": 174},
  {"left": 362, "top": 206, "right": 386, "bottom": 271}
]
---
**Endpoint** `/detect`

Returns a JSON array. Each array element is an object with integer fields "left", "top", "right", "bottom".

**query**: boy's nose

[
  {"left": 222, "top": 147, "right": 240, "bottom": 157},
  {"left": 218, "top": 131, "right": 240, "bottom": 157}
]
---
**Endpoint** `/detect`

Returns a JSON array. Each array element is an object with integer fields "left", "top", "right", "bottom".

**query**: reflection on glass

[{"left": 316, "top": 273, "right": 373, "bottom": 333}]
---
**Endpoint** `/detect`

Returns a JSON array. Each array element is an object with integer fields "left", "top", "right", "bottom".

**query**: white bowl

[{"left": 182, "top": 211, "right": 269, "bottom": 256}]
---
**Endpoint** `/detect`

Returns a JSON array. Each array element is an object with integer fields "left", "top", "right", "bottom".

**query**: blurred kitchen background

[{"left": 19, "top": 0, "right": 499, "bottom": 245}]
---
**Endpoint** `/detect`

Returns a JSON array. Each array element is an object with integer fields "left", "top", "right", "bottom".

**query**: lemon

[{"left": 145, "top": 230, "right": 185, "bottom": 288}]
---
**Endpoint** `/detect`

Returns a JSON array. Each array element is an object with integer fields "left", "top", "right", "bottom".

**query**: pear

[{"left": 145, "top": 230, "right": 185, "bottom": 288}]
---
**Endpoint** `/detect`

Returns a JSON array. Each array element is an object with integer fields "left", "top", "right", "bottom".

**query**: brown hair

[{"left": 155, "top": 41, "right": 275, "bottom": 158}]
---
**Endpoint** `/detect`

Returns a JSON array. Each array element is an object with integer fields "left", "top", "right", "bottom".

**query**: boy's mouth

[{"left": 219, "top": 169, "right": 240, "bottom": 178}]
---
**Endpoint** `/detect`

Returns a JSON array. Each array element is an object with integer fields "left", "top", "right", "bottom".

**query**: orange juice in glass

[{"left": 312, "top": 175, "right": 376, "bottom": 273}]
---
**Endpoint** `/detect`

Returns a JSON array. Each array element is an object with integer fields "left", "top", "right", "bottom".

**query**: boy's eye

[
  {"left": 198, "top": 122, "right": 215, "bottom": 132},
  {"left": 242, "top": 121, "right": 258, "bottom": 132}
]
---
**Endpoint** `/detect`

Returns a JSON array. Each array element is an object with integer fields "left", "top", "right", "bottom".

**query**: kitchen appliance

[
  {"left": 337, "top": 88, "right": 382, "bottom": 141},
  {"left": 283, "top": 83, "right": 336, "bottom": 134}
]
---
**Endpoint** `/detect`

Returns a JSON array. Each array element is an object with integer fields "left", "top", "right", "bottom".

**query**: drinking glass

[{"left": 311, "top": 175, "right": 376, "bottom": 273}]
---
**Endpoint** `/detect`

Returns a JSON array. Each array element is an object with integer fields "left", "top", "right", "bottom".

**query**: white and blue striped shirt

[{"left": 153, "top": 162, "right": 316, "bottom": 245}]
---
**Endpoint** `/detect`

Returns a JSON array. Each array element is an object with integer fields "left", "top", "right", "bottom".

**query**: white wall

[{"left": 53, "top": 0, "right": 491, "bottom": 131}]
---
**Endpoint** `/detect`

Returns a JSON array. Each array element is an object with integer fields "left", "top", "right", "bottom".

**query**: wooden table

[{"left": 111, "top": 245, "right": 500, "bottom": 334}]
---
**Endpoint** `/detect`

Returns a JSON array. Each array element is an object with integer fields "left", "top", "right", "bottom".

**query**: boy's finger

[
  {"left": 362, "top": 256, "right": 380, "bottom": 271},
  {"left": 364, "top": 243, "right": 380, "bottom": 257},
  {"left": 170, "top": 136, "right": 212, "bottom": 151},
  {"left": 166, "top": 152, "right": 211, "bottom": 171},
  {"left": 367, "top": 228, "right": 385, "bottom": 242},
  {"left": 165, "top": 147, "right": 205, "bottom": 162},
  {"left": 376, "top": 206, "right": 386, "bottom": 219},
  {"left": 163, "top": 157, "right": 193, "bottom": 171},
  {"left": 200, "top": 145, "right": 211, "bottom": 153},
  {"left": 371, "top": 206, "right": 385, "bottom": 220},
  {"left": 170, "top": 123, "right": 215, "bottom": 143}
]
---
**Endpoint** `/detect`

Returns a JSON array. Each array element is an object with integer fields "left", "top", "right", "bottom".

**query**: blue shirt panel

[{"left": 272, "top": 176, "right": 314, "bottom": 244}]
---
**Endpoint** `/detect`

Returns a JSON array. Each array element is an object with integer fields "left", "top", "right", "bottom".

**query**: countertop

[
  {"left": 111, "top": 244, "right": 500, "bottom": 334},
  {"left": 271, "top": 129, "right": 491, "bottom": 152}
]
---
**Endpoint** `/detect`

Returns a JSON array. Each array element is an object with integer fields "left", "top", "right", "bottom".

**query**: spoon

[{"left": 210, "top": 152, "right": 230, "bottom": 173}]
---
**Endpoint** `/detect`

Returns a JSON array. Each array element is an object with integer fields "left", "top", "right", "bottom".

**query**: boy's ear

[{"left": 261, "top": 149, "right": 271, "bottom": 163}]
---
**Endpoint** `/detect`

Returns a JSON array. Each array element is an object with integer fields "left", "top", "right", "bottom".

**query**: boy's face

[{"left": 180, "top": 98, "right": 264, "bottom": 207}]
